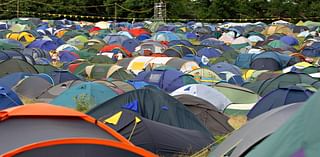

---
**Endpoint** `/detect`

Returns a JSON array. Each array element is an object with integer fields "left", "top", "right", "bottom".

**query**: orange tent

[
  {"left": 100, "top": 44, "right": 132, "bottom": 57},
  {"left": 0, "top": 103, "right": 157, "bottom": 157},
  {"left": 129, "top": 28, "right": 151, "bottom": 37}
]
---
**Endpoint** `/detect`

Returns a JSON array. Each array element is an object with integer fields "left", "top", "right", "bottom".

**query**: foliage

[
  {"left": 74, "top": 93, "right": 95, "bottom": 112},
  {"left": 0, "top": 0, "right": 320, "bottom": 21}
]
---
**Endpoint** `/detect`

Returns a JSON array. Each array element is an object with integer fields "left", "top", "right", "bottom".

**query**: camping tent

[
  {"left": 134, "top": 69, "right": 198, "bottom": 92},
  {"left": 102, "top": 109, "right": 213, "bottom": 156},
  {"left": 174, "top": 94, "right": 233, "bottom": 135},
  {"left": 50, "top": 82, "right": 118, "bottom": 111},
  {"left": 247, "top": 85, "right": 314, "bottom": 119},
  {"left": 0, "top": 85, "right": 23, "bottom": 110},
  {"left": 211, "top": 102, "right": 303, "bottom": 157},
  {"left": 0, "top": 103, "right": 157, "bottom": 157},
  {"left": 0, "top": 59, "right": 38, "bottom": 77},
  {"left": 87, "top": 86, "right": 211, "bottom": 136},
  {"left": 171, "top": 84, "right": 231, "bottom": 111},
  {"left": 246, "top": 89, "right": 320, "bottom": 157}
]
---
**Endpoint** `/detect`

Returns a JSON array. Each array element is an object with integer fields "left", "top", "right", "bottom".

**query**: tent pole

[
  {"left": 114, "top": 3, "right": 117, "bottom": 22},
  {"left": 17, "top": 0, "right": 19, "bottom": 18}
]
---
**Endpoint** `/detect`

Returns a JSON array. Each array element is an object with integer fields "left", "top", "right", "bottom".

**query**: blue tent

[
  {"left": 0, "top": 85, "right": 23, "bottom": 110},
  {"left": 49, "top": 70, "right": 81, "bottom": 85},
  {"left": 103, "top": 34, "right": 130, "bottom": 45},
  {"left": 210, "top": 62, "right": 242, "bottom": 75},
  {"left": 122, "top": 38, "right": 140, "bottom": 52},
  {"left": 185, "top": 32, "right": 197, "bottom": 39},
  {"left": 218, "top": 72, "right": 244, "bottom": 86},
  {"left": 152, "top": 31, "right": 180, "bottom": 42},
  {"left": 59, "top": 51, "right": 78, "bottom": 63},
  {"left": 235, "top": 51, "right": 295, "bottom": 70},
  {"left": 50, "top": 82, "right": 117, "bottom": 110},
  {"left": 0, "top": 72, "right": 54, "bottom": 88},
  {"left": 127, "top": 80, "right": 150, "bottom": 89},
  {"left": 134, "top": 69, "right": 198, "bottom": 93},
  {"left": 301, "top": 42, "right": 320, "bottom": 57},
  {"left": 280, "top": 36, "right": 299, "bottom": 46},
  {"left": 26, "top": 39, "right": 58, "bottom": 53},
  {"left": 136, "top": 34, "right": 151, "bottom": 41},
  {"left": 197, "top": 47, "right": 222, "bottom": 58},
  {"left": 169, "top": 40, "right": 193, "bottom": 47},
  {"left": 247, "top": 85, "right": 314, "bottom": 119},
  {"left": 200, "top": 38, "right": 225, "bottom": 47}
]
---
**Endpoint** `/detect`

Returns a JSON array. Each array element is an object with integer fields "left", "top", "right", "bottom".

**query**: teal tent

[{"left": 50, "top": 82, "right": 117, "bottom": 111}]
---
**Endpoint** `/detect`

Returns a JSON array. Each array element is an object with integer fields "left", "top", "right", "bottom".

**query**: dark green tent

[
  {"left": 87, "top": 64, "right": 134, "bottom": 81},
  {"left": 243, "top": 72, "right": 320, "bottom": 96},
  {"left": 103, "top": 109, "right": 214, "bottom": 157},
  {"left": 87, "top": 86, "right": 212, "bottom": 136},
  {"left": 88, "top": 55, "right": 115, "bottom": 64},
  {"left": 34, "top": 64, "right": 58, "bottom": 74},
  {"left": 0, "top": 59, "right": 38, "bottom": 77}
]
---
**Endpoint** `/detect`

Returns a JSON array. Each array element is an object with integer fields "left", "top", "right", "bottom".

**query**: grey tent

[
  {"left": 13, "top": 77, "right": 52, "bottom": 99},
  {"left": 103, "top": 109, "right": 213, "bottom": 156},
  {"left": 209, "top": 102, "right": 303, "bottom": 157},
  {"left": 0, "top": 103, "right": 156, "bottom": 157},
  {"left": 35, "top": 80, "right": 84, "bottom": 102},
  {"left": 174, "top": 94, "right": 234, "bottom": 135}
]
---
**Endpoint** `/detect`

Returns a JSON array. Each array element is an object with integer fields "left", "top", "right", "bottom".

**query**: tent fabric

[
  {"left": 243, "top": 72, "right": 320, "bottom": 96},
  {"left": 246, "top": 89, "right": 320, "bottom": 157},
  {"left": 247, "top": 86, "right": 314, "bottom": 119},
  {"left": 87, "top": 86, "right": 212, "bottom": 136},
  {"left": 86, "top": 64, "right": 134, "bottom": 81},
  {"left": 235, "top": 51, "right": 295, "bottom": 70},
  {"left": 213, "top": 82, "right": 260, "bottom": 104},
  {"left": 0, "top": 86, "right": 23, "bottom": 110},
  {"left": 9, "top": 141, "right": 148, "bottom": 157},
  {"left": 0, "top": 59, "right": 38, "bottom": 77},
  {"left": 35, "top": 80, "right": 84, "bottom": 102},
  {"left": 103, "top": 109, "right": 213, "bottom": 156},
  {"left": 49, "top": 70, "right": 81, "bottom": 85},
  {"left": 188, "top": 68, "right": 221, "bottom": 84},
  {"left": 210, "top": 62, "right": 242, "bottom": 75},
  {"left": 174, "top": 94, "right": 233, "bottom": 135},
  {"left": 13, "top": 77, "right": 52, "bottom": 99},
  {"left": 170, "top": 84, "right": 232, "bottom": 111},
  {"left": 211, "top": 103, "right": 303, "bottom": 157},
  {"left": 0, "top": 103, "right": 156, "bottom": 157},
  {"left": 134, "top": 69, "right": 198, "bottom": 93},
  {"left": 50, "top": 82, "right": 118, "bottom": 110}
]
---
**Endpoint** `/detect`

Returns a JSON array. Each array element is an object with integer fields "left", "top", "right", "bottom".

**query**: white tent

[{"left": 170, "top": 84, "right": 232, "bottom": 111}]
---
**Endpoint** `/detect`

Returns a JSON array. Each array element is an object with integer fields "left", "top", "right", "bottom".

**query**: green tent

[
  {"left": 246, "top": 89, "right": 320, "bottom": 157},
  {"left": 86, "top": 64, "right": 134, "bottom": 81},
  {"left": 243, "top": 72, "right": 320, "bottom": 96},
  {"left": 88, "top": 55, "right": 115, "bottom": 64},
  {"left": 34, "top": 64, "right": 58, "bottom": 74},
  {"left": 66, "top": 35, "right": 88, "bottom": 49},
  {"left": 0, "top": 59, "right": 38, "bottom": 77},
  {"left": 188, "top": 68, "right": 221, "bottom": 84},
  {"left": 267, "top": 40, "right": 288, "bottom": 48},
  {"left": 213, "top": 82, "right": 260, "bottom": 104},
  {"left": 76, "top": 48, "right": 98, "bottom": 59}
]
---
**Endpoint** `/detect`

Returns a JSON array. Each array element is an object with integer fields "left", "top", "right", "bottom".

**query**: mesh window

[{"left": 148, "top": 74, "right": 162, "bottom": 83}]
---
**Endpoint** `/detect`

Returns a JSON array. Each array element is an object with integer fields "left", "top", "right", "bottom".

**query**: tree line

[{"left": 0, "top": 0, "right": 319, "bottom": 22}]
